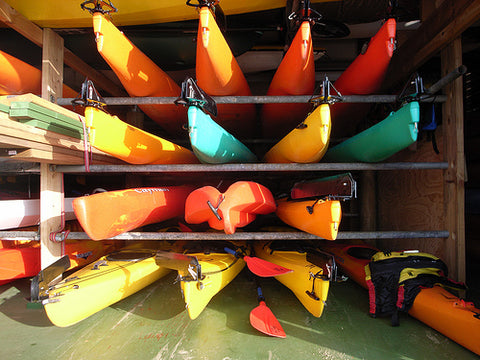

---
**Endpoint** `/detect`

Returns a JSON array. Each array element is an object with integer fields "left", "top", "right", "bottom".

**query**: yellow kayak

[
  {"left": 157, "top": 241, "right": 246, "bottom": 320},
  {"left": 4, "top": 0, "right": 338, "bottom": 28},
  {"left": 84, "top": 106, "right": 198, "bottom": 164},
  {"left": 42, "top": 244, "right": 172, "bottom": 327},
  {"left": 263, "top": 103, "right": 331, "bottom": 163},
  {"left": 253, "top": 240, "right": 331, "bottom": 317},
  {"left": 275, "top": 197, "right": 342, "bottom": 240}
]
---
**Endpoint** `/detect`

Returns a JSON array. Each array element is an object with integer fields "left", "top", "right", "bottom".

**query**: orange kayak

[
  {"left": 318, "top": 242, "right": 480, "bottom": 356},
  {"left": 0, "top": 49, "right": 78, "bottom": 98},
  {"left": 0, "top": 235, "right": 117, "bottom": 286},
  {"left": 92, "top": 13, "right": 186, "bottom": 137},
  {"left": 260, "top": 20, "right": 315, "bottom": 139},
  {"left": 196, "top": 6, "right": 256, "bottom": 138},
  {"left": 331, "top": 18, "right": 396, "bottom": 138},
  {"left": 275, "top": 197, "right": 341, "bottom": 240},
  {"left": 73, "top": 186, "right": 194, "bottom": 240},
  {"left": 185, "top": 181, "right": 276, "bottom": 234},
  {"left": 84, "top": 106, "right": 198, "bottom": 164}
]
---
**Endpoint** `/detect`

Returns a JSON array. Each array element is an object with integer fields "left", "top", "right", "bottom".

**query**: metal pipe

[
  {"left": 56, "top": 94, "right": 447, "bottom": 106},
  {"left": 52, "top": 162, "right": 448, "bottom": 174},
  {"left": 426, "top": 65, "right": 467, "bottom": 95}
]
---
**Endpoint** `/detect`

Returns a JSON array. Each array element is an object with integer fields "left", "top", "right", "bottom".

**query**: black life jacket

[{"left": 365, "top": 250, "right": 466, "bottom": 326}]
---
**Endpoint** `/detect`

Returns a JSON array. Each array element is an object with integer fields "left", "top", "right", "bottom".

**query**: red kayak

[
  {"left": 0, "top": 236, "right": 117, "bottom": 286},
  {"left": 330, "top": 18, "right": 396, "bottom": 138},
  {"left": 185, "top": 181, "right": 276, "bottom": 234},
  {"left": 73, "top": 186, "right": 194, "bottom": 240},
  {"left": 318, "top": 241, "right": 480, "bottom": 356}
]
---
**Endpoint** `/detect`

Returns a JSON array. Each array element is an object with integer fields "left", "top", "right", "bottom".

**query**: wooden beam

[
  {"left": 384, "top": 0, "right": 480, "bottom": 91},
  {"left": 0, "top": 0, "right": 126, "bottom": 97},
  {"left": 441, "top": 38, "right": 466, "bottom": 281},
  {"left": 40, "top": 29, "right": 63, "bottom": 267}
]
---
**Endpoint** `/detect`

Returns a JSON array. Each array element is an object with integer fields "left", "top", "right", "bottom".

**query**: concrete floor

[{"left": 0, "top": 270, "right": 478, "bottom": 360}]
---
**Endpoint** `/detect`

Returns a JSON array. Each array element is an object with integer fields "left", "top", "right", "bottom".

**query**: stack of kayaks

[
  {"left": 318, "top": 241, "right": 480, "bottom": 356},
  {"left": 38, "top": 241, "right": 173, "bottom": 327}
]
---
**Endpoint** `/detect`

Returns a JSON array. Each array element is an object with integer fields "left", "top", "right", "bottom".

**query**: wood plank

[
  {"left": 0, "top": 0, "right": 126, "bottom": 97},
  {"left": 42, "top": 28, "right": 63, "bottom": 103},
  {"left": 384, "top": 0, "right": 480, "bottom": 90},
  {"left": 5, "top": 148, "right": 117, "bottom": 165},
  {"left": 441, "top": 38, "right": 466, "bottom": 281}
]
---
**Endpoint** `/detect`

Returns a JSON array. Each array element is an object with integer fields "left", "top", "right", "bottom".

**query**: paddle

[
  {"left": 224, "top": 247, "right": 293, "bottom": 277},
  {"left": 250, "top": 279, "right": 286, "bottom": 338},
  {"left": 30, "top": 255, "right": 71, "bottom": 302}
]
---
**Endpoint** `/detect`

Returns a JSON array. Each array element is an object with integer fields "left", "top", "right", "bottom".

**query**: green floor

[{"left": 0, "top": 271, "right": 477, "bottom": 360}]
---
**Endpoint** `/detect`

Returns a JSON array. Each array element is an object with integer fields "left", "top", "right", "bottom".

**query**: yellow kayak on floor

[
  {"left": 41, "top": 244, "right": 172, "bottom": 327},
  {"left": 84, "top": 106, "right": 198, "bottom": 164},
  {"left": 275, "top": 197, "right": 342, "bottom": 240},
  {"left": 253, "top": 240, "right": 332, "bottom": 317},
  {"left": 157, "top": 241, "right": 246, "bottom": 320},
  {"left": 263, "top": 103, "right": 331, "bottom": 163}
]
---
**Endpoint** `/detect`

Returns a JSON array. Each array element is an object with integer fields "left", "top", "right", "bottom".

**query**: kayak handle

[
  {"left": 186, "top": 0, "right": 218, "bottom": 8},
  {"left": 80, "top": 0, "right": 117, "bottom": 15}
]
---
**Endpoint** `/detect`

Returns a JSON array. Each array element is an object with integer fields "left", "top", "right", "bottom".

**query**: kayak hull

[
  {"left": 275, "top": 197, "right": 342, "bottom": 240},
  {"left": 43, "top": 246, "right": 172, "bottom": 327},
  {"left": 261, "top": 21, "right": 316, "bottom": 139},
  {"left": 84, "top": 107, "right": 197, "bottom": 165},
  {"left": 185, "top": 181, "right": 276, "bottom": 234},
  {"left": 263, "top": 103, "right": 331, "bottom": 163},
  {"left": 319, "top": 242, "right": 480, "bottom": 356},
  {"left": 187, "top": 106, "right": 257, "bottom": 164},
  {"left": 196, "top": 7, "right": 256, "bottom": 138},
  {"left": 253, "top": 240, "right": 330, "bottom": 317},
  {"left": 324, "top": 101, "right": 419, "bottom": 162},
  {"left": 73, "top": 186, "right": 193, "bottom": 240}
]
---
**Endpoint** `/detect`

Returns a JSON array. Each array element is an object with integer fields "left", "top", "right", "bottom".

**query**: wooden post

[
  {"left": 40, "top": 28, "right": 64, "bottom": 268},
  {"left": 360, "top": 171, "right": 376, "bottom": 236},
  {"left": 441, "top": 37, "right": 466, "bottom": 281}
]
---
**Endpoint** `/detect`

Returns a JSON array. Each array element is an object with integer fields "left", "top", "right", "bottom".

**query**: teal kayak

[
  {"left": 187, "top": 105, "right": 257, "bottom": 164},
  {"left": 323, "top": 101, "right": 419, "bottom": 162}
]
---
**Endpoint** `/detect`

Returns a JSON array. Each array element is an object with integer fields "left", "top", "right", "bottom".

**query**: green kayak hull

[{"left": 324, "top": 101, "right": 419, "bottom": 162}]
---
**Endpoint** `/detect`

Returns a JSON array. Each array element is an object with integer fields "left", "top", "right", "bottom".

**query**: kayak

[
  {"left": 323, "top": 101, "right": 419, "bottom": 162},
  {"left": 263, "top": 103, "right": 331, "bottom": 163},
  {"left": 4, "top": 0, "right": 339, "bottom": 28},
  {"left": 260, "top": 20, "right": 315, "bottom": 140},
  {"left": 253, "top": 240, "right": 332, "bottom": 317},
  {"left": 91, "top": 12, "right": 186, "bottom": 137},
  {"left": 195, "top": 6, "right": 256, "bottom": 138},
  {"left": 0, "top": 49, "right": 78, "bottom": 98},
  {"left": 331, "top": 18, "right": 397, "bottom": 138},
  {"left": 84, "top": 106, "right": 198, "bottom": 164},
  {"left": 157, "top": 241, "right": 247, "bottom": 320},
  {"left": 40, "top": 243, "right": 172, "bottom": 327},
  {"left": 184, "top": 181, "right": 276, "bottom": 234},
  {"left": 73, "top": 186, "right": 194, "bottom": 240},
  {"left": 290, "top": 173, "right": 356, "bottom": 200},
  {"left": 0, "top": 197, "right": 75, "bottom": 230},
  {"left": 187, "top": 106, "right": 257, "bottom": 164},
  {"left": 318, "top": 242, "right": 480, "bottom": 356},
  {"left": 0, "top": 237, "right": 117, "bottom": 286},
  {"left": 275, "top": 197, "right": 341, "bottom": 240}
]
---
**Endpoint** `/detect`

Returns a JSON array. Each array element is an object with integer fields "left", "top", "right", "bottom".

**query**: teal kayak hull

[
  {"left": 324, "top": 101, "right": 420, "bottom": 162},
  {"left": 187, "top": 106, "right": 257, "bottom": 164}
]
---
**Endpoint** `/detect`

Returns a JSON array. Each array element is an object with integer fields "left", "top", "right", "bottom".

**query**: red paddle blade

[
  {"left": 244, "top": 256, "right": 293, "bottom": 277},
  {"left": 250, "top": 301, "right": 286, "bottom": 338}
]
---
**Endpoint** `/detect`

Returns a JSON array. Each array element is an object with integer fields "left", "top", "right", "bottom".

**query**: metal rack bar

[
  {"left": 52, "top": 162, "right": 449, "bottom": 174},
  {"left": 0, "top": 230, "right": 449, "bottom": 241}
]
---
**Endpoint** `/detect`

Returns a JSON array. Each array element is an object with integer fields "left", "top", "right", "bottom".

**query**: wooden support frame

[{"left": 40, "top": 28, "right": 64, "bottom": 268}]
